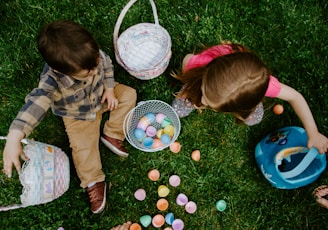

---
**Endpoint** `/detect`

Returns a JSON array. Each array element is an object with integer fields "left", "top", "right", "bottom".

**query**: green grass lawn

[{"left": 1, "top": 0, "right": 328, "bottom": 229}]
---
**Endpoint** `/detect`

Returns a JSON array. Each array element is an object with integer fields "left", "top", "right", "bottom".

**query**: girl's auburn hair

[{"left": 173, "top": 44, "right": 270, "bottom": 122}]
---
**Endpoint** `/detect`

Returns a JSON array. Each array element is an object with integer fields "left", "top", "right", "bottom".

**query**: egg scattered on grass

[
  {"left": 148, "top": 169, "right": 160, "bottom": 181},
  {"left": 191, "top": 150, "right": 201, "bottom": 161},
  {"left": 273, "top": 104, "right": 284, "bottom": 115},
  {"left": 169, "top": 141, "right": 181, "bottom": 153}
]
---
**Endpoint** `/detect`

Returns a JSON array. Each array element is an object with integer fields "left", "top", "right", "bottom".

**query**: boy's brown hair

[{"left": 37, "top": 20, "right": 99, "bottom": 75}]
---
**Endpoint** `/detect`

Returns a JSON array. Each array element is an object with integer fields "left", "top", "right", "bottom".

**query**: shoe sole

[
  {"left": 92, "top": 182, "right": 107, "bottom": 214},
  {"left": 100, "top": 137, "right": 129, "bottom": 158}
]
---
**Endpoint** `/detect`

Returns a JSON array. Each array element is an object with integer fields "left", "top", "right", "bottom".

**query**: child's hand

[
  {"left": 3, "top": 130, "right": 27, "bottom": 178},
  {"left": 110, "top": 222, "right": 132, "bottom": 230},
  {"left": 307, "top": 131, "right": 328, "bottom": 154},
  {"left": 101, "top": 88, "right": 118, "bottom": 111}
]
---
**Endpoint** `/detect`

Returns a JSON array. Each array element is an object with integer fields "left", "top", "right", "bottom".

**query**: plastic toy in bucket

[
  {"left": 255, "top": 126, "right": 326, "bottom": 189},
  {"left": 123, "top": 100, "right": 180, "bottom": 152}
]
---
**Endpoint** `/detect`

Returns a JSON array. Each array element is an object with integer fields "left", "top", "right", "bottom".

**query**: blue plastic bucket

[{"left": 255, "top": 126, "right": 326, "bottom": 189}]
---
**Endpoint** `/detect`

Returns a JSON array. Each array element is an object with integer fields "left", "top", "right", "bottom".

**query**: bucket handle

[
  {"left": 276, "top": 147, "right": 320, "bottom": 179},
  {"left": 113, "top": 0, "right": 159, "bottom": 62}
]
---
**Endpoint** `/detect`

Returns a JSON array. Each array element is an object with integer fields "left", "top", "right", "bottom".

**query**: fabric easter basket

[
  {"left": 255, "top": 126, "right": 326, "bottom": 189},
  {"left": 113, "top": 0, "right": 172, "bottom": 80},
  {"left": 0, "top": 137, "right": 70, "bottom": 211}
]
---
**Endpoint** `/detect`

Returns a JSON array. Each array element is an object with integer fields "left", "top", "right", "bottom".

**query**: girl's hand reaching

[{"left": 307, "top": 131, "right": 328, "bottom": 154}]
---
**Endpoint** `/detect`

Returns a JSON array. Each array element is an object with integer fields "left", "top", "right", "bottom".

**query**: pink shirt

[{"left": 184, "top": 44, "right": 281, "bottom": 98}]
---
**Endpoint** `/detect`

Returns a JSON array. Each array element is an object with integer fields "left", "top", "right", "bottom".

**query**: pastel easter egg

[
  {"left": 146, "top": 125, "right": 157, "bottom": 137},
  {"left": 161, "top": 117, "right": 172, "bottom": 128},
  {"left": 152, "top": 138, "right": 164, "bottom": 149},
  {"left": 160, "top": 134, "right": 171, "bottom": 145},
  {"left": 172, "top": 219, "right": 184, "bottom": 230},
  {"left": 185, "top": 201, "right": 197, "bottom": 214},
  {"left": 156, "top": 198, "right": 169, "bottom": 211},
  {"left": 134, "top": 188, "right": 146, "bottom": 201},
  {"left": 130, "top": 223, "right": 142, "bottom": 230},
  {"left": 169, "top": 142, "right": 181, "bottom": 153},
  {"left": 164, "top": 228, "right": 173, "bottom": 230},
  {"left": 191, "top": 150, "right": 201, "bottom": 161},
  {"left": 165, "top": 212, "right": 174, "bottom": 225},
  {"left": 137, "top": 116, "right": 151, "bottom": 130},
  {"left": 156, "top": 113, "right": 166, "bottom": 124},
  {"left": 143, "top": 137, "right": 154, "bottom": 149},
  {"left": 164, "top": 124, "right": 175, "bottom": 137},
  {"left": 216, "top": 199, "right": 227, "bottom": 212},
  {"left": 169, "top": 175, "right": 181, "bottom": 187},
  {"left": 273, "top": 104, "right": 284, "bottom": 115},
  {"left": 152, "top": 214, "right": 165, "bottom": 228},
  {"left": 156, "top": 129, "right": 164, "bottom": 138},
  {"left": 134, "top": 128, "right": 146, "bottom": 142},
  {"left": 148, "top": 169, "right": 160, "bottom": 181},
  {"left": 158, "top": 185, "right": 170, "bottom": 197},
  {"left": 145, "top": 112, "right": 156, "bottom": 123},
  {"left": 140, "top": 215, "right": 152, "bottom": 227},
  {"left": 176, "top": 193, "right": 188, "bottom": 206}
]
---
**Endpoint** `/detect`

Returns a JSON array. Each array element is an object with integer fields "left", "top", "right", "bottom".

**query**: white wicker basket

[
  {"left": 124, "top": 100, "right": 180, "bottom": 152},
  {"left": 114, "top": 0, "right": 172, "bottom": 80},
  {"left": 0, "top": 137, "right": 70, "bottom": 211}
]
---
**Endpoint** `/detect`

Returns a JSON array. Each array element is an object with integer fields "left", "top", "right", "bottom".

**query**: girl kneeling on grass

[{"left": 172, "top": 42, "right": 328, "bottom": 154}]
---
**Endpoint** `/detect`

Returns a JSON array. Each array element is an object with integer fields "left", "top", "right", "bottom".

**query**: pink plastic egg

[
  {"left": 191, "top": 150, "right": 200, "bottom": 161},
  {"left": 134, "top": 188, "right": 146, "bottom": 201},
  {"left": 169, "top": 141, "right": 181, "bottom": 153},
  {"left": 148, "top": 169, "right": 160, "bottom": 181},
  {"left": 169, "top": 175, "right": 181, "bottom": 187},
  {"left": 185, "top": 201, "right": 197, "bottom": 214},
  {"left": 152, "top": 214, "right": 165, "bottom": 228}
]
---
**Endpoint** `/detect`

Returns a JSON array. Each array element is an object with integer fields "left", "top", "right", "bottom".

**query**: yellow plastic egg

[
  {"left": 158, "top": 185, "right": 170, "bottom": 197},
  {"left": 164, "top": 125, "right": 175, "bottom": 137}
]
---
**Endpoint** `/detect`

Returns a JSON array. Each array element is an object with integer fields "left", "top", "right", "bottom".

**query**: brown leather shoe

[
  {"left": 100, "top": 135, "right": 129, "bottom": 157},
  {"left": 86, "top": 181, "right": 106, "bottom": 214}
]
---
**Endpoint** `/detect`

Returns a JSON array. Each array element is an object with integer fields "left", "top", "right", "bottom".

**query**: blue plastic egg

[
  {"left": 145, "top": 113, "right": 156, "bottom": 123},
  {"left": 160, "top": 134, "right": 171, "bottom": 145},
  {"left": 134, "top": 128, "right": 146, "bottom": 142},
  {"left": 143, "top": 137, "right": 154, "bottom": 148}
]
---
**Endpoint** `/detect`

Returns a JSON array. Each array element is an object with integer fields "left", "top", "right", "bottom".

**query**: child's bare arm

[
  {"left": 3, "top": 129, "right": 26, "bottom": 177},
  {"left": 277, "top": 83, "right": 328, "bottom": 153}
]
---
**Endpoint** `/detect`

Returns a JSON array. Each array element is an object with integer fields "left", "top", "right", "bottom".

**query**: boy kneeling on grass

[{"left": 2, "top": 20, "right": 136, "bottom": 214}]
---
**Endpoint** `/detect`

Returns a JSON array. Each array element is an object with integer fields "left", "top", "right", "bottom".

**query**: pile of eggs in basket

[{"left": 134, "top": 112, "right": 175, "bottom": 149}]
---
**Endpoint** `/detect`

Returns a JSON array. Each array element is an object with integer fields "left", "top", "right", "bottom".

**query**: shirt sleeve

[
  {"left": 100, "top": 50, "right": 115, "bottom": 89},
  {"left": 264, "top": 75, "right": 281, "bottom": 98},
  {"left": 184, "top": 44, "right": 234, "bottom": 71},
  {"left": 9, "top": 73, "right": 56, "bottom": 137}
]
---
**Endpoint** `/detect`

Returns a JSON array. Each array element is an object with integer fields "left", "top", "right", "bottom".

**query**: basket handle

[
  {"left": 276, "top": 147, "right": 320, "bottom": 179},
  {"left": 113, "top": 0, "right": 160, "bottom": 57}
]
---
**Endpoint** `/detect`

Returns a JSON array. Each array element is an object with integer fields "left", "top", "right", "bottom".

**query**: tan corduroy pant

[{"left": 63, "top": 83, "right": 136, "bottom": 188}]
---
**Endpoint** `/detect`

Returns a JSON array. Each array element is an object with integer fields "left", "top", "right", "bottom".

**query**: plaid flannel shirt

[{"left": 9, "top": 50, "right": 115, "bottom": 137}]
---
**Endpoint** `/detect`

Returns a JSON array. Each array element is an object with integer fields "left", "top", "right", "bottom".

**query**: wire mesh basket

[
  {"left": 124, "top": 100, "right": 181, "bottom": 152},
  {"left": 113, "top": 0, "right": 172, "bottom": 80}
]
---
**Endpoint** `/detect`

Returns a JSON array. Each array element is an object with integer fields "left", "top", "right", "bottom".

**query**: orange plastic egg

[
  {"left": 152, "top": 214, "right": 165, "bottom": 228},
  {"left": 156, "top": 198, "right": 169, "bottom": 211},
  {"left": 273, "top": 104, "right": 284, "bottom": 115},
  {"left": 169, "top": 141, "right": 181, "bottom": 153},
  {"left": 148, "top": 169, "right": 160, "bottom": 181},
  {"left": 129, "top": 223, "right": 142, "bottom": 230},
  {"left": 191, "top": 150, "right": 201, "bottom": 161}
]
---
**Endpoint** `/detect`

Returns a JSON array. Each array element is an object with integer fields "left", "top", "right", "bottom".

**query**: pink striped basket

[
  {"left": 114, "top": 0, "right": 172, "bottom": 80},
  {"left": 0, "top": 137, "right": 70, "bottom": 211}
]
